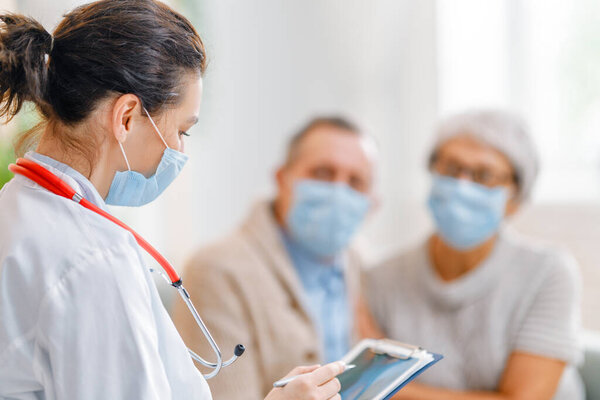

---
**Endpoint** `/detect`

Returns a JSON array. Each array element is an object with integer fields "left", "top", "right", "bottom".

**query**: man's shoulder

[
  {"left": 185, "top": 228, "right": 258, "bottom": 277},
  {"left": 184, "top": 201, "right": 290, "bottom": 281}
]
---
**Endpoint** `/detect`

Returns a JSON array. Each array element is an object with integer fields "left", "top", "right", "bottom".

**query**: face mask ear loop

[
  {"left": 143, "top": 107, "right": 170, "bottom": 149},
  {"left": 118, "top": 142, "right": 132, "bottom": 171}
]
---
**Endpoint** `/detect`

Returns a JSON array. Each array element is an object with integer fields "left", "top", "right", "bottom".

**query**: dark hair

[
  {"left": 0, "top": 0, "right": 206, "bottom": 163},
  {"left": 285, "top": 116, "right": 363, "bottom": 165}
]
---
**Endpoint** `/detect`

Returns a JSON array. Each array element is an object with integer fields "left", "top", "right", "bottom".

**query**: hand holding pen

[
  {"left": 274, "top": 362, "right": 356, "bottom": 388},
  {"left": 265, "top": 361, "right": 351, "bottom": 400}
]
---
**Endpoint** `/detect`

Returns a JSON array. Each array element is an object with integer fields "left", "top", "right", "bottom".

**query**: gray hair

[
  {"left": 285, "top": 116, "right": 369, "bottom": 166},
  {"left": 430, "top": 109, "right": 540, "bottom": 201}
]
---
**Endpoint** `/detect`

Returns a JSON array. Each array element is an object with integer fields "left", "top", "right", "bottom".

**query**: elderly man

[
  {"left": 366, "top": 110, "right": 584, "bottom": 400},
  {"left": 173, "top": 116, "right": 378, "bottom": 400}
]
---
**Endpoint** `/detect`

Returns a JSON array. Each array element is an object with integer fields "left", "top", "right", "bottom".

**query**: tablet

[{"left": 338, "top": 339, "right": 442, "bottom": 400}]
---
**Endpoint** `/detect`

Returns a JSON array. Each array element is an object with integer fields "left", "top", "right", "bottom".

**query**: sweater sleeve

[{"left": 513, "top": 250, "right": 583, "bottom": 365}]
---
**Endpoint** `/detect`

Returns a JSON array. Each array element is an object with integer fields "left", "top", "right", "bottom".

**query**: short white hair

[{"left": 430, "top": 109, "right": 539, "bottom": 201}]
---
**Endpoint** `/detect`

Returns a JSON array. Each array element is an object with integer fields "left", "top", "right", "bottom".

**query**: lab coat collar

[
  {"left": 25, "top": 151, "right": 108, "bottom": 211},
  {"left": 280, "top": 230, "right": 346, "bottom": 292}
]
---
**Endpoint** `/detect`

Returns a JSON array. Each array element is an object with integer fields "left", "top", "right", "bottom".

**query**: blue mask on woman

[
  {"left": 286, "top": 179, "right": 370, "bottom": 258},
  {"left": 428, "top": 174, "right": 508, "bottom": 250},
  {"left": 105, "top": 108, "right": 189, "bottom": 207}
]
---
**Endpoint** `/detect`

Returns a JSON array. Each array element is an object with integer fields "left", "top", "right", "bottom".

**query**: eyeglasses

[{"left": 432, "top": 158, "right": 516, "bottom": 187}]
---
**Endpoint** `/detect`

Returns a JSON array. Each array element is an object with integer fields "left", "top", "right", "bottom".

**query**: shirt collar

[
  {"left": 280, "top": 229, "right": 345, "bottom": 290},
  {"left": 25, "top": 151, "right": 108, "bottom": 210}
]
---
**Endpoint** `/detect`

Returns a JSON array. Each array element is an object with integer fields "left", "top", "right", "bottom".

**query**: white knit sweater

[{"left": 365, "top": 229, "right": 584, "bottom": 399}]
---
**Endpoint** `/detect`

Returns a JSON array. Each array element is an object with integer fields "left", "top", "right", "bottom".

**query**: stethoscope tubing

[{"left": 9, "top": 157, "right": 244, "bottom": 378}]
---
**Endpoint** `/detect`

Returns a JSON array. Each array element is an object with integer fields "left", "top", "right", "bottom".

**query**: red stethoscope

[{"left": 9, "top": 157, "right": 245, "bottom": 379}]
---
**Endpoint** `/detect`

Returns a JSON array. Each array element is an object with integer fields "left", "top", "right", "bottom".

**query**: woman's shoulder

[
  {"left": 497, "top": 230, "right": 582, "bottom": 305},
  {"left": 0, "top": 182, "right": 150, "bottom": 351},
  {"left": 500, "top": 229, "right": 580, "bottom": 279},
  {"left": 0, "top": 177, "right": 143, "bottom": 289}
]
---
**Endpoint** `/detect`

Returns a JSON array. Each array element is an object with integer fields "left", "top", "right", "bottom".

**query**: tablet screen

[{"left": 338, "top": 348, "right": 420, "bottom": 400}]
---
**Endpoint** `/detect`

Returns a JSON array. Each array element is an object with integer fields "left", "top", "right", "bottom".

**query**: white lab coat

[{"left": 0, "top": 154, "right": 211, "bottom": 399}]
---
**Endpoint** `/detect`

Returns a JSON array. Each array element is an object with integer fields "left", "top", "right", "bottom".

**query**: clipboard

[{"left": 338, "top": 339, "right": 443, "bottom": 400}]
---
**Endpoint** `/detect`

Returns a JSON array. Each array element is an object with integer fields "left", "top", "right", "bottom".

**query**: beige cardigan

[{"left": 172, "top": 201, "right": 363, "bottom": 400}]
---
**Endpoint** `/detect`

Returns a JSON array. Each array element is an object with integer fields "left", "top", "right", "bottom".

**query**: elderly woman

[{"left": 365, "top": 110, "right": 584, "bottom": 399}]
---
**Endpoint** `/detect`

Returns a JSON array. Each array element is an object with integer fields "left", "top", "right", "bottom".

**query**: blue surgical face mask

[
  {"left": 286, "top": 179, "right": 370, "bottom": 258},
  {"left": 428, "top": 174, "right": 508, "bottom": 250},
  {"left": 105, "top": 108, "right": 189, "bottom": 207}
]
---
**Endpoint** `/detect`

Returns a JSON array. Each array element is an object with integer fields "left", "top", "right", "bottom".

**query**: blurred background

[{"left": 1, "top": 0, "right": 600, "bottom": 333}]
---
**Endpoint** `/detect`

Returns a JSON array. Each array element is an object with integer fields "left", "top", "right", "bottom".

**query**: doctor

[{"left": 0, "top": 1, "right": 345, "bottom": 399}]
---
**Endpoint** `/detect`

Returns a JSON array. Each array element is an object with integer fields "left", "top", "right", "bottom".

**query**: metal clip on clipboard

[
  {"left": 338, "top": 338, "right": 442, "bottom": 400},
  {"left": 370, "top": 339, "right": 423, "bottom": 360}
]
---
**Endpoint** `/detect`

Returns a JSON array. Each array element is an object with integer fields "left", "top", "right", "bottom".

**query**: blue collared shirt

[
  {"left": 26, "top": 151, "right": 107, "bottom": 209},
  {"left": 282, "top": 232, "right": 351, "bottom": 363}
]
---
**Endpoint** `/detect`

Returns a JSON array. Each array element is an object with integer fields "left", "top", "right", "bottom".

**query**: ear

[
  {"left": 275, "top": 165, "right": 289, "bottom": 190},
  {"left": 274, "top": 165, "right": 293, "bottom": 227},
  {"left": 368, "top": 192, "right": 381, "bottom": 214},
  {"left": 111, "top": 94, "right": 141, "bottom": 144},
  {"left": 504, "top": 185, "right": 521, "bottom": 217},
  {"left": 505, "top": 198, "right": 520, "bottom": 217}
]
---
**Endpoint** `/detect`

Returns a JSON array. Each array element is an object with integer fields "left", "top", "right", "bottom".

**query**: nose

[
  {"left": 456, "top": 170, "right": 473, "bottom": 181},
  {"left": 332, "top": 173, "right": 351, "bottom": 186}
]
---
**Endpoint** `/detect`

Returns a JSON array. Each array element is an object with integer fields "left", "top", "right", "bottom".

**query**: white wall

[
  {"left": 17, "top": 0, "right": 84, "bottom": 30},
  {"left": 156, "top": 0, "right": 440, "bottom": 271}
]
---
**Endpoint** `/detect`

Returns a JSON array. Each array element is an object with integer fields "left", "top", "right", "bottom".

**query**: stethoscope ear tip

[{"left": 234, "top": 344, "right": 245, "bottom": 357}]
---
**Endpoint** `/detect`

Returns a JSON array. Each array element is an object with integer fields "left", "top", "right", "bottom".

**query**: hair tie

[{"left": 44, "top": 36, "right": 54, "bottom": 65}]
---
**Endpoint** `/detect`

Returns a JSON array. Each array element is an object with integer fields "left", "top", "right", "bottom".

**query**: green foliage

[
  {"left": 0, "top": 104, "right": 40, "bottom": 190},
  {"left": 0, "top": 141, "right": 15, "bottom": 190}
]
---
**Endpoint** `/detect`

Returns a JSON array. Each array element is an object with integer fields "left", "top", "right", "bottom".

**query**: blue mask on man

[
  {"left": 428, "top": 174, "right": 508, "bottom": 250},
  {"left": 105, "top": 108, "right": 189, "bottom": 207},
  {"left": 286, "top": 179, "right": 370, "bottom": 258}
]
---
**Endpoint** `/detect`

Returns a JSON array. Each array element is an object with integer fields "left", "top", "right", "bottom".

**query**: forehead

[
  {"left": 164, "top": 74, "right": 202, "bottom": 122},
  {"left": 293, "top": 125, "right": 375, "bottom": 169},
  {"left": 172, "top": 74, "right": 203, "bottom": 117},
  {"left": 436, "top": 134, "right": 513, "bottom": 172}
]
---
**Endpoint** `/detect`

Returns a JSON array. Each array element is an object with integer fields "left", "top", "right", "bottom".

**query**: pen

[{"left": 273, "top": 364, "right": 356, "bottom": 388}]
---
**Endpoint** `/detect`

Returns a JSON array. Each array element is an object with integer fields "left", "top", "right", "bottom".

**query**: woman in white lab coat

[{"left": 0, "top": 1, "right": 344, "bottom": 399}]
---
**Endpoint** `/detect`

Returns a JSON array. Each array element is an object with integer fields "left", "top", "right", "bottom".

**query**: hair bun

[{"left": 0, "top": 13, "right": 53, "bottom": 122}]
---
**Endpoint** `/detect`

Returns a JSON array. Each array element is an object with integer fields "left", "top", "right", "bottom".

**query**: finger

[
  {"left": 309, "top": 361, "right": 345, "bottom": 385},
  {"left": 282, "top": 364, "right": 321, "bottom": 379},
  {"left": 318, "top": 377, "right": 341, "bottom": 398}
]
